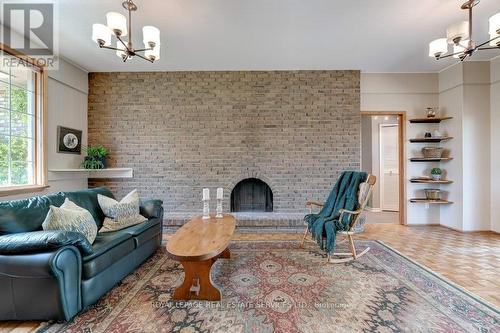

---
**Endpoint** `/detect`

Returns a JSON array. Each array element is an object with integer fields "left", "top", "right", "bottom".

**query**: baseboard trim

[
  {"left": 405, "top": 223, "right": 440, "bottom": 226},
  {"left": 403, "top": 223, "right": 498, "bottom": 234},
  {"left": 439, "top": 224, "right": 496, "bottom": 233}
]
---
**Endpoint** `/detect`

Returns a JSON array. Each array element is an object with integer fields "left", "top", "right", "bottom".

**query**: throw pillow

[
  {"left": 42, "top": 198, "right": 98, "bottom": 244},
  {"left": 98, "top": 189, "right": 147, "bottom": 232}
]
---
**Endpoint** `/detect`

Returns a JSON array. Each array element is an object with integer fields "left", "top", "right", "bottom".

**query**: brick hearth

[{"left": 164, "top": 212, "right": 306, "bottom": 232}]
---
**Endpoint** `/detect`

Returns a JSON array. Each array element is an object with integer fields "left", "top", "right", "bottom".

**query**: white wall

[
  {"left": 439, "top": 61, "right": 491, "bottom": 231},
  {"left": 439, "top": 64, "right": 464, "bottom": 230},
  {"left": 1, "top": 58, "right": 88, "bottom": 200},
  {"left": 361, "top": 73, "right": 440, "bottom": 225},
  {"left": 491, "top": 57, "right": 500, "bottom": 233},
  {"left": 361, "top": 116, "right": 372, "bottom": 174},
  {"left": 463, "top": 62, "right": 490, "bottom": 231}
]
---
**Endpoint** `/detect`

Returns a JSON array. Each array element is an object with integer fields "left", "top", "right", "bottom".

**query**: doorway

[
  {"left": 361, "top": 112, "right": 405, "bottom": 224},
  {"left": 380, "top": 124, "right": 399, "bottom": 211}
]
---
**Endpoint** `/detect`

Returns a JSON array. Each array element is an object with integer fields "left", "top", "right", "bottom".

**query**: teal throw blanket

[{"left": 304, "top": 171, "right": 367, "bottom": 254}]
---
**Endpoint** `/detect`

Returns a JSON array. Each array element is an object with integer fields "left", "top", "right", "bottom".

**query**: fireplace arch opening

[{"left": 230, "top": 178, "right": 273, "bottom": 212}]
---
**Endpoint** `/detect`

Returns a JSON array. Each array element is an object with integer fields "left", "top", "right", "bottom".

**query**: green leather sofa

[{"left": 0, "top": 187, "right": 163, "bottom": 321}]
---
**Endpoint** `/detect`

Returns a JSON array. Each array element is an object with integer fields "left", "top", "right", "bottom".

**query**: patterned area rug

[{"left": 40, "top": 240, "right": 499, "bottom": 333}]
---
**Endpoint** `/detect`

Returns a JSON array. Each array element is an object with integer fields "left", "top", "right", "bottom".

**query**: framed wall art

[{"left": 57, "top": 126, "right": 82, "bottom": 154}]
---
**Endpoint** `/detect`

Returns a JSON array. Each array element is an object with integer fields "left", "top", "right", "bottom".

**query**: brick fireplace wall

[{"left": 88, "top": 70, "right": 360, "bottom": 214}]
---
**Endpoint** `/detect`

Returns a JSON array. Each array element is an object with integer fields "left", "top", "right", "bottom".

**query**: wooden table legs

[
  {"left": 219, "top": 247, "right": 230, "bottom": 259},
  {"left": 172, "top": 248, "right": 230, "bottom": 301}
]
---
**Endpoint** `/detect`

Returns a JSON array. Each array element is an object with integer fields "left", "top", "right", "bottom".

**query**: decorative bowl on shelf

[
  {"left": 422, "top": 147, "right": 444, "bottom": 158},
  {"left": 425, "top": 189, "right": 441, "bottom": 200}
]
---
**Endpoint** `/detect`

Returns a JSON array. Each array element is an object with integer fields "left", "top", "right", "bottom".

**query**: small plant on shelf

[
  {"left": 81, "top": 145, "right": 108, "bottom": 170},
  {"left": 431, "top": 167, "right": 442, "bottom": 181},
  {"left": 81, "top": 158, "right": 104, "bottom": 170}
]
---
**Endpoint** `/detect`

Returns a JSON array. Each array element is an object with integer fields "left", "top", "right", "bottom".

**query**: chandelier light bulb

[
  {"left": 92, "top": 24, "right": 111, "bottom": 46},
  {"left": 145, "top": 46, "right": 160, "bottom": 61},
  {"left": 106, "top": 12, "right": 128, "bottom": 36},
  {"left": 453, "top": 41, "right": 467, "bottom": 58},
  {"left": 490, "top": 33, "right": 500, "bottom": 47},
  {"left": 446, "top": 21, "right": 469, "bottom": 45},
  {"left": 143, "top": 26, "right": 160, "bottom": 48},
  {"left": 429, "top": 38, "right": 448, "bottom": 58},
  {"left": 116, "top": 41, "right": 127, "bottom": 59}
]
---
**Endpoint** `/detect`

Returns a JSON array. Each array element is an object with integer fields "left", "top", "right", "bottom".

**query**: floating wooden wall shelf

[
  {"left": 48, "top": 168, "right": 133, "bottom": 179},
  {"left": 410, "top": 157, "right": 453, "bottom": 162},
  {"left": 409, "top": 116, "right": 453, "bottom": 123},
  {"left": 410, "top": 198, "right": 453, "bottom": 204},
  {"left": 409, "top": 137, "right": 453, "bottom": 143},
  {"left": 409, "top": 178, "right": 453, "bottom": 184}
]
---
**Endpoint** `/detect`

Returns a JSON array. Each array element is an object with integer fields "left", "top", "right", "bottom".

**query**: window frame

[{"left": 0, "top": 43, "right": 48, "bottom": 196}]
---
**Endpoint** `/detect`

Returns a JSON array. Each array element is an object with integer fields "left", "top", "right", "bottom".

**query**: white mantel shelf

[{"left": 48, "top": 168, "right": 133, "bottom": 179}]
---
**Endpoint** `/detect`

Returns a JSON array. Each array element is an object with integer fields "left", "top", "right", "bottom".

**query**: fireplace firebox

[{"left": 230, "top": 178, "right": 273, "bottom": 212}]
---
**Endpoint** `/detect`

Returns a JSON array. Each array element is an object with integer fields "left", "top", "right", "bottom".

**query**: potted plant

[
  {"left": 81, "top": 145, "right": 108, "bottom": 170},
  {"left": 431, "top": 167, "right": 442, "bottom": 181}
]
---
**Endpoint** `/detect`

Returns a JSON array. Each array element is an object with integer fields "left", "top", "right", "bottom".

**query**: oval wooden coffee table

[{"left": 166, "top": 214, "right": 236, "bottom": 301}]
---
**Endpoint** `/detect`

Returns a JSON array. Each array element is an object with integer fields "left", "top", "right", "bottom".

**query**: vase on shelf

[{"left": 426, "top": 107, "right": 438, "bottom": 118}]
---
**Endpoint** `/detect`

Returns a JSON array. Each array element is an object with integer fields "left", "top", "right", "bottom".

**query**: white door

[{"left": 379, "top": 124, "right": 399, "bottom": 212}]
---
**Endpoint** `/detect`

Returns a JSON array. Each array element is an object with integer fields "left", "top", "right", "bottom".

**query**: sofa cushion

[
  {"left": 0, "top": 193, "right": 66, "bottom": 234},
  {"left": 42, "top": 199, "right": 98, "bottom": 244},
  {"left": 98, "top": 190, "right": 147, "bottom": 232},
  {"left": 139, "top": 200, "right": 163, "bottom": 219},
  {"left": 63, "top": 187, "right": 114, "bottom": 230},
  {"left": 0, "top": 230, "right": 93, "bottom": 256},
  {"left": 82, "top": 231, "right": 134, "bottom": 279},
  {"left": 121, "top": 217, "right": 162, "bottom": 247}
]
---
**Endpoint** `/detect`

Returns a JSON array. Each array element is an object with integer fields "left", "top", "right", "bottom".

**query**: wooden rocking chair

[{"left": 300, "top": 174, "right": 376, "bottom": 263}]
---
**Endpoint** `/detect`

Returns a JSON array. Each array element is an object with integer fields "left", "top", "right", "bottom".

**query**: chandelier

[
  {"left": 91, "top": 0, "right": 160, "bottom": 63},
  {"left": 428, "top": 0, "right": 500, "bottom": 61}
]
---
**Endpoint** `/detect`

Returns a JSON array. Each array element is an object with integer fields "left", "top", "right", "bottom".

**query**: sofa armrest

[
  {"left": 0, "top": 245, "right": 82, "bottom": 321},
  {"left": 0, "top": 230, "right": 93, "bottom": 256},
  {"left": 140, "top": 199, "right": 164, "bottom": 220}
]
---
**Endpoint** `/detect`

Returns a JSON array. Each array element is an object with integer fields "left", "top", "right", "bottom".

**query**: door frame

[{"left": 361, "top": 111, "right": 406, "bottom": 225}]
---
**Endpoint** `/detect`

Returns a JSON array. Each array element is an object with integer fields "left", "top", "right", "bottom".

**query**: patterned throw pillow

[
  {"left": 98, "top": 189, "right": 147, "bottom": 232},
  {"left": 42, "top": 198, "right": 98, "bottom": 244}
]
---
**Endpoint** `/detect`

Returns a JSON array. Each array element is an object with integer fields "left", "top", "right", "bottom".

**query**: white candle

[
  {"left": 202, "top": 188, "right": 210, "bottom": 201},
  {"left": 217, "top": 188, "right": 223, "bottom": 200}
]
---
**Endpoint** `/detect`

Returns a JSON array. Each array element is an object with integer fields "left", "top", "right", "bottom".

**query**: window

[{"left": 0, "top": 47, "right": 47, "bottom": 194}]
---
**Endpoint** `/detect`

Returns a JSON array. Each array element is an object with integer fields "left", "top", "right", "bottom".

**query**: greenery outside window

[{"left": 0, "top": 47, "right": 47, "bottom": 195}]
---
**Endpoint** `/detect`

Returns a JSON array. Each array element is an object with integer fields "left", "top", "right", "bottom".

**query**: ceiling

[{"left": 21, "top": 0, "right": 500, "bottom": 72}]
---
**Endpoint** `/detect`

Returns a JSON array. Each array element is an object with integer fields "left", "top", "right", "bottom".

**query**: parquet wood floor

[{"left": 2, "top": 224, "right": 498, "bottom": 333}]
